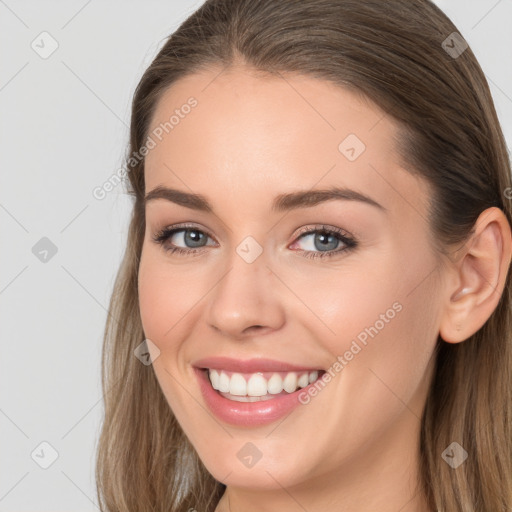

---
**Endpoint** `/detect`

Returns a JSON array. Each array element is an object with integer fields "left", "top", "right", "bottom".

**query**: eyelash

[{"left": 151, "top": 223, "right": 358, "bottom": 260}]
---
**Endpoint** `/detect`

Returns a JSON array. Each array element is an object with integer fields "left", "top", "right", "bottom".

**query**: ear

[{"left": 439, "top": 207, "right": 512, "bottom": 343}]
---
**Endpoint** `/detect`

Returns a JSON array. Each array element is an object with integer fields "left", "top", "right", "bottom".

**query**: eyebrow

[{"left": 144, "top": 185, "right": 386, "bottom": 213}]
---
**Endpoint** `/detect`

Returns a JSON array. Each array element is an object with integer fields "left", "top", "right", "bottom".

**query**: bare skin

[{"left": 137, "top": 63, "right": 512, "bottom": 512}]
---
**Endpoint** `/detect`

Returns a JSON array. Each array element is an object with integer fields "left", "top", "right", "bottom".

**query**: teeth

[
  {"left": 267, "top": 373, "right": 283, "bottom": 394},
  {"left": 218, "top": 371, "right": 230, "bottom": 393},
  {"left": 283, "top": 372, "right": 298, "bottom": 393},
  {"left": 207, "top": 368, "right": 322, "bottom": 398},
  {"left": 247, "top": 374, "right": 268, "bottom": 396},
  {"left": 297, "top": 373, "right": 309, "bottom": 388},
  {"left": 230, "top": 373, "right": 247, "bottom": 396}
]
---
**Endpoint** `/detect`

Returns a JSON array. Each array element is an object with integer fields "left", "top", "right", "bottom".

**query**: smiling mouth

[{"left": 202, "top": 368, "right": 326, "bottom": 402}]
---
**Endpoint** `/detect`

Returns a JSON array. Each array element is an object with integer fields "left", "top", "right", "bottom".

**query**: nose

[{"left": 205, "top": 247, "right": 286, "bottom": 339}]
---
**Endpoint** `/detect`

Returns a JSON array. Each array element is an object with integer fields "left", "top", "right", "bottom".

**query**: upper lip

[{"left": 192, "top": 356, "right": 324, "bottom": 373}]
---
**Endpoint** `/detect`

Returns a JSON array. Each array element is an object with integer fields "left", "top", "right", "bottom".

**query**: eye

[
  {"left": 289, "top": 225, "right": 357, "bottom": 260},
  {"left": 151, "top": 223, "right": 358, "bottom": 260},
  {"left": 152, "top": 224, "right": 216, "bottom": 256}
]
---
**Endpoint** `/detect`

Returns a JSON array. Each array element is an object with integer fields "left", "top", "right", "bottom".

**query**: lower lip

[{"left": 194, "top": 367, "right": 322, "bottom": 427}]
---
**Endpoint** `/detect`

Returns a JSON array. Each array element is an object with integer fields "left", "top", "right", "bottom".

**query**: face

[{"left": 138, "top": 66, "right": 443, "bottom": 496}]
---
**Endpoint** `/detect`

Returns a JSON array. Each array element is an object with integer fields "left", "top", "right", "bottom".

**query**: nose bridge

[{"left": 205, "top": 235, "right": 285, "bottom": 337}]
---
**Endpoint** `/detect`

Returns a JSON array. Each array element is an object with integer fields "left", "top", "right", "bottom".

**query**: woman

[{"left": 96, "top": 1, "right": 512, "bottom": 510}]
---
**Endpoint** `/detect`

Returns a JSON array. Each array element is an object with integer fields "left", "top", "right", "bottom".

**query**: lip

[
  {"left": 192, "top": 356, "right": 324, "bottom": 373},
  {"left": 194, "top": 366, "right": 326, "bottom": 427}
]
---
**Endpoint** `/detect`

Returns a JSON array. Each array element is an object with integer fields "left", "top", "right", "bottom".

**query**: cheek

[
  {"left": 137, "top": 247, "right": 215, "bottom": 364},
  {"left": 138, "top": 250, "right": 188, "bottom": 349},
  {"left": 288, "top": 262, "right": 399, "bottom": 351},
  {"left": 138, "top": 258, "right": 167, "bottom": 341},
  {"left": 300, "top": 245, "right": 439, "bottom": 380},
  {"left": 295, "top": 260, "right": 439, "bottom": 459}
]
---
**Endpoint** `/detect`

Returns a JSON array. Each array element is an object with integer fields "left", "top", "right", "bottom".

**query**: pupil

[
  {"left": 186, "top": 229, "right": 204, "bottom": 247},
  {"left": 316, "top": 232, "right": 336, "bottom": 250}
]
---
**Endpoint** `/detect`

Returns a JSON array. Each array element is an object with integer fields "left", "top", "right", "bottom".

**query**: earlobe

[{"left": 438, "top": 207, "right": 512, "bottom": 344}]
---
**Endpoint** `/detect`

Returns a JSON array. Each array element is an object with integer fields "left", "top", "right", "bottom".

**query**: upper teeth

[{"left": 207, "top": 369, "right": 320, "bottom": 396}]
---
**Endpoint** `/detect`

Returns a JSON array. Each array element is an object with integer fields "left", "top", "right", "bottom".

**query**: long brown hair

[{"left": 95, "top": 1, "right": 512, "bottom": 510}]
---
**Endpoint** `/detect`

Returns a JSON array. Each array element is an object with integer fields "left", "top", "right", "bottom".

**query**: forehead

[{"left": 144, "top": 66, "right": 429, "bottom": 218}]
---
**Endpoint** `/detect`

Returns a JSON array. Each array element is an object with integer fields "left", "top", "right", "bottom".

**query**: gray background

[{"left": 1, "top": 0, "right": 511, "bottom": 510}]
